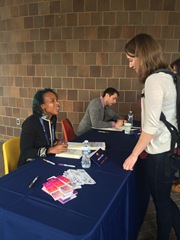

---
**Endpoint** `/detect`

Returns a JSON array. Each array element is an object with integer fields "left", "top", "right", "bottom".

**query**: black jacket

[{"left": 18, "top": 114, "right": 57, "bottom": 166}]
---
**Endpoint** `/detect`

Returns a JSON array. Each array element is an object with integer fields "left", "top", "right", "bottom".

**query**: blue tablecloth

[{"left": 0, "top": 129, "right": 150, "bottom": 240}]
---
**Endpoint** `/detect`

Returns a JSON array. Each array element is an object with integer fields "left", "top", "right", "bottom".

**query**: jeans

[{"left": 146, "top": 152, "right": 180, "bottom": 240}]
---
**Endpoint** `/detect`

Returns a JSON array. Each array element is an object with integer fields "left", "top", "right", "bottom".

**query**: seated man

[{"left": 77, "top": 87, "right": 125, "bottom": 136}]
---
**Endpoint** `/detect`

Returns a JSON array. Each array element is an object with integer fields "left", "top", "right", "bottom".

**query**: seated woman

[{"left": 18, "top": 88, "right": 68, "bottom": 166}]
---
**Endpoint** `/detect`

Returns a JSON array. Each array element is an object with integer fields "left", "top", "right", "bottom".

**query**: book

[
  {"left": 56, "top": 149, "right": 82, "bottom": 159},
  {"left": 67, "top": 141, "right": 106, "bottom": 151},
  {"left": 90, "top": 148, "right": 107, "bottom": 167},
  {"left": 92, "top": 126, "right": 140, "bottom": 132},
  {"left": 92, "top": 126, "right": 124, "bottom": 131}
]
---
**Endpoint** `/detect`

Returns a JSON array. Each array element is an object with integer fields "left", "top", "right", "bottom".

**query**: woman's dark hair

[
  {"left": 32, "top": 88, "right": 58, "bottom": 116},
  {"left": 125, "top": 33, "right": 169, "bottom": 83},
  {"left": 170, "top": 58, "right": 180, "bottom": 74},
  {"left": 102, "top": 87, "right": 119, "bottom": 97}
]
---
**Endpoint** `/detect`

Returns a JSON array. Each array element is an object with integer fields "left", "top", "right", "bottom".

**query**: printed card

[{"left": 90, "top": 148, "right": 107, "bottom": 167}]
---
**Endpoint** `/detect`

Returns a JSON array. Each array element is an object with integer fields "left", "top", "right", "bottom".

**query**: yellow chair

[{"left": 2, "top": 137, "right": 20, "bottom": 175}]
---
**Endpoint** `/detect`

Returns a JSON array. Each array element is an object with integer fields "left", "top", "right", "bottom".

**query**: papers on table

[
  {"left": 42, "top": 170, "right": 96, "bottom": 204},
  {"left": 42, "top": 175, "right": 77, "bottom": 204},
  {"left": 63, "top": 169, "right": 96, "bottom": 186}
]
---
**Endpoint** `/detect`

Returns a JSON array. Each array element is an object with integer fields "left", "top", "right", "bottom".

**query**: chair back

[
  {"left": 2, "top": 137, "right": 20, "bottom": 175},
  {"left": 61, "top": 118, "right": 76, "bottom": 142}
]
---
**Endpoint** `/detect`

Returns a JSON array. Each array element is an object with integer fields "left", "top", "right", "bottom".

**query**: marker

[
  {"left": 43, "top": 159, "right": 55, "bottom": 165},
  {"left": 58, "top": 163, "right": 75, "bottom": 168},
  {"left": 59, "top": 139, "right": 67, "bottom": 144},
  {"left": 29, "top": 176, "right": 39, "bottom": 188}
]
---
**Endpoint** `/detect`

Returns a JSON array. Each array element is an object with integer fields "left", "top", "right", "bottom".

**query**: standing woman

[
  {"left": 123, "top": 33, "right": 180, "bottom": 240},
  {"left": 18, "top": 88, "right": 67, "bottom": 166}
]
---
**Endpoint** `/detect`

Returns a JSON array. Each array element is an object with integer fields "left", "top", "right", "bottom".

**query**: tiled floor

[{"left": 0, "top": 140, "right": 179, "bottom": 240}]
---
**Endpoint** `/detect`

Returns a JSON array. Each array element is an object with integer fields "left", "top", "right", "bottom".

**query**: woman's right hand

[{"left": 47, "top": 142, "right": 68, "bottom": 154}]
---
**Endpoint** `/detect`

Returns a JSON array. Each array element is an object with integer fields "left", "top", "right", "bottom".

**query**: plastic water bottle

[
  {"left": 128, "top": 111, "right": 134, "bottom": 126},
  {"left": 81, "top": 140, "right": 91, "bottom": 168}
]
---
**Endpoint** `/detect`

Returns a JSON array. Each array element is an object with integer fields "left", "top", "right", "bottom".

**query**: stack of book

[
  {"left": 42, "top": 171, "right": 96, "bottom": 204},
  {"left": 42, "top": 175, "right": 77, "bottom": 204}
]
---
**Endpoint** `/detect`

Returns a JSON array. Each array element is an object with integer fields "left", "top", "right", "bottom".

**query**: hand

[
  {"left": 123, "top": 153, "right": 138, "bottom": 171},
  {"left": 115, "top": 119, "right": 127, "bottom": 127},
  {"left": 47, "top": 142, "right": 68, "bottom": 154}
]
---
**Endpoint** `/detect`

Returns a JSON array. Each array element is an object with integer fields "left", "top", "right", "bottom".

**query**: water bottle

[
  {"left": 81, "top": 140, "right": 91, "bottom": 168},
  {"left": 128, "top": 111, "right": 134, "bottom": 126}
]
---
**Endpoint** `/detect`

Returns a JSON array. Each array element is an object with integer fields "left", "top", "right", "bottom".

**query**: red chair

[{"left": 61, "top": 118, "right": 76, "bottom": 142}]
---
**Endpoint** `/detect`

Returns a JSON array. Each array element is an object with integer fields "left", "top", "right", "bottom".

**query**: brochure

[{"left": 42, "top": 172, "right": 96, "bottom": 204}]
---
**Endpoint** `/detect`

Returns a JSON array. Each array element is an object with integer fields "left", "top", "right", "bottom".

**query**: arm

[
  {"left": 89, "top": 100, "right": 123, "bottom": 128},
  {"left": 123, "top": 131, "right": 154, "bottom": 171},
  {"left": 47, "top": 142, "right": 68, "bottom": 154},
  {"left": 104, "top": 107, "right": 119, "bottom": 121},
  {"left": 123, "top": 74, "right": 164, "bottom": 170},
  {"left": 89, "top": 101, "right": 113, "bottom": 128},
  {"left": 20, "top": 117, "right": 44, "bottom": 160},
  {"left": 105, "top": 107, "right": 125, "bottom": 127},
  {"left": 20, "top": 116, "right": 67, "bottom": 161}
]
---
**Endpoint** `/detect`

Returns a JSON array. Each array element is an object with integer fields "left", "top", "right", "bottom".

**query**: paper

[
  {"left": 56, "top": 149, "right": 82, "bottom": 159},
  {"left": 63, "top": 169, "right": 96, "bottom": 185},
  {"left": 42, "top": 172, "right": 96, "bottom": 204},
  {"left": 42, "top": 175, "right": 75, "bottom": 203}
]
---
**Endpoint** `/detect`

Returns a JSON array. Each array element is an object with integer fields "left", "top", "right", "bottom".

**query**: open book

[
  {"left": 56, "top": 149, "right": 82, "bottom": 159},
  {"left": 67, "top": 141, "right": 106, "bottom": 151},
  {"left": 56, "top": 141, "right": 106, "bottom": 159}
]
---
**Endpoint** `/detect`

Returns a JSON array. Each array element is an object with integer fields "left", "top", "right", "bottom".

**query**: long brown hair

[{"left": 125, "top": 33, "right": 169, "bottom": 83}]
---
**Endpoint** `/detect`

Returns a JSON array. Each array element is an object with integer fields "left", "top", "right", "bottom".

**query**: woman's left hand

[{"left": 123, "top": 153, "right": 138, "bottom": 171}]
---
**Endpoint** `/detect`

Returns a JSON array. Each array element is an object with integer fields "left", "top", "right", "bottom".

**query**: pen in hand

[{"left": 29, "top": 176, "right": 39, "bottom": 188}]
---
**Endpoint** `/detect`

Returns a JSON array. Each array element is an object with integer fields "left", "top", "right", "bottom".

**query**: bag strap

[
  {"left": 160, "top": 112, "right": 180, "bottom": 151},
  {"left": 160, "top": 112, "right": 180, "bottom": 177}
]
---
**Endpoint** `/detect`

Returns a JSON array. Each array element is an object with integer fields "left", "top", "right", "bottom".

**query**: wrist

[
  {"left": 46, "top": 148, "right": 51, "bottom": 154},
  {"left": 131, "top": 151, "right": 139, "bottom": 159}
]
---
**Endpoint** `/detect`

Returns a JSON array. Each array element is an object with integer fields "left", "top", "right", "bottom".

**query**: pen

[
  {"left": 29, "top": 176, "right": 39, "bottom": 188},
  {"left": 43, "top": 159, "right": 55, "bottom": 165},
  {"left": 59, "top": 139, "right": 67, "bottom": 144},
  {"left": 98, "top": 130, "right": 108, "bottom": 133},
  {"left": 58, "top": 163, "right": 75, "bottom": 168}
]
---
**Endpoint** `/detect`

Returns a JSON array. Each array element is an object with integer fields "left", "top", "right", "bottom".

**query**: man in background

[{"left": 77, "top": 87, "right": 125, "bottom": 136}]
